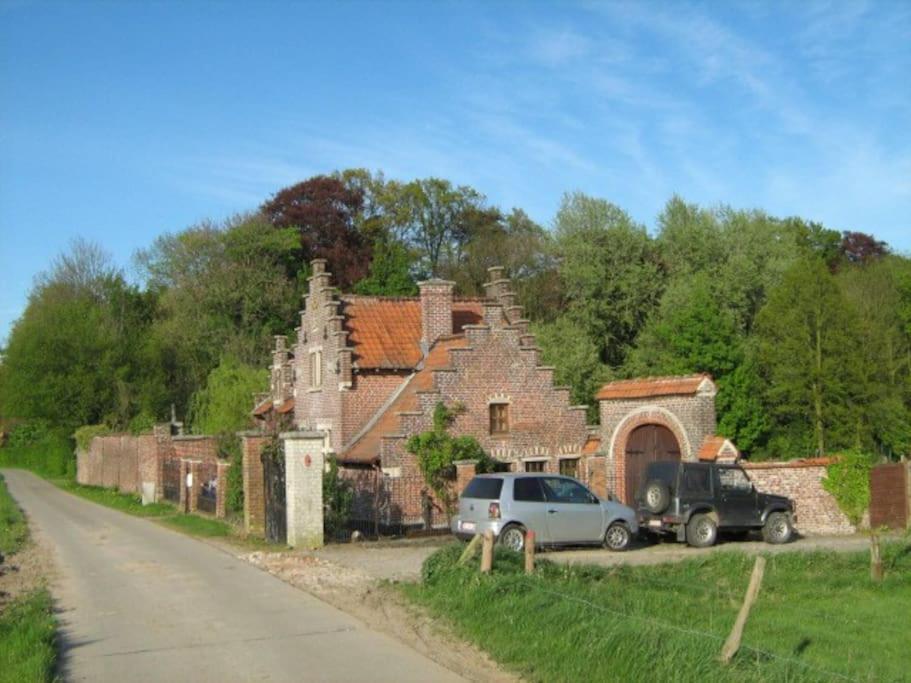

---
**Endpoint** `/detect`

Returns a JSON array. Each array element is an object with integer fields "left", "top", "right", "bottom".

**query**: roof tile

[{"left": 595, "top": 374, "right": 714, "bottom": 400}]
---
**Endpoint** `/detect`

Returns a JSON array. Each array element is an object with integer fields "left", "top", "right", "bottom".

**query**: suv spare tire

[{"left": 643, "top": 480, "right": 671, "bottom": 514}]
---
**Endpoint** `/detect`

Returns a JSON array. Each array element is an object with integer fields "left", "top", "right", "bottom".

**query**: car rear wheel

[
  {"left": 603, "top": 522, "right": 632, "bottom": 551},
  {"left": 762, "top": 512, "right": 793, "bottom": 544},
  {"left": 498, "top": 524, "right": 526, "bottom": 552},
  {"left": 643, "top": 480, "right": 671, "bottom": 514},
  {"left": 686, "top": 514, "right": 718, "bottom": 548}
]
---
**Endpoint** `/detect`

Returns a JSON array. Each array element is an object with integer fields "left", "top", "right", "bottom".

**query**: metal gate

[
  {"left": 262, "top": 443, "right": 286, "bottom": 544},
  {"left": 197, "top": 461, "right": 217, "bottom": 514},
  {"left": 162, "top": 458, "right": 181, "bottom": 503}
]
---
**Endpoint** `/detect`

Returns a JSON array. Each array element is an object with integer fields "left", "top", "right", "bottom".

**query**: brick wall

[
  {"left": 342, "top": 372, "right": 408, "bottom": 445},
  {"left": 419, "top": 279, "right": 454, "bottom": 347},
  {"left": 171, "top": 435, "right": 219, "bottom": 462},
  {"left": 870, "top": 462, "right": 910, "bottom": 530},
  {"left": 743, "top": 460, "right": 855, "bottom": 535}
]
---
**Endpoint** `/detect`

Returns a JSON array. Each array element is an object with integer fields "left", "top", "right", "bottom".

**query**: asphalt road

[{"left": 3, "top": 470, "right": 463, "bottom": 683}]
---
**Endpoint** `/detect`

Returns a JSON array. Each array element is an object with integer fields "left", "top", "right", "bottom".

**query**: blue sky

[{"left": 1, "top": 0, "right": 909, "bottom": 342}]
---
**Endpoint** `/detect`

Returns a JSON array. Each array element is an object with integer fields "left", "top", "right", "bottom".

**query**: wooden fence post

[
  {"left": 720, "top": 556, "right": 766, "bottom": 664},
  {"left": 458, "top": 533, "right": 483, "bottom": 566},
  {"left": 525, "top": 530, "right": 535, "bottom": 574},
  {"left": 870, "top": 532, "right": 884, "bottom": 582},
  {"left": 480, "top": 530, "right": 494, "bottom": 574}
]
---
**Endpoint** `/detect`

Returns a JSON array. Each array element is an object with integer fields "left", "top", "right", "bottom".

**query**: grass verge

[
  {"left": 0, "top": 590, "right": 56, "bottom": 683},
  {"left": 403, "top": 542, "right": 911, "bottom": 682},
  {"left": 0, "top": 474, "right": 29, "bottom": 556}
]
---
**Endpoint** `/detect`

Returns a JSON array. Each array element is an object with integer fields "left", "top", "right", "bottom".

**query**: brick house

[{"left": 253, "top": 259, "right": 597, "bottom": 528}]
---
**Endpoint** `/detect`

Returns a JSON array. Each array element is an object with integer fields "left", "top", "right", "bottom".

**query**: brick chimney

[{"left": 419, "top": 279, "right": 455, "bottom": 351}]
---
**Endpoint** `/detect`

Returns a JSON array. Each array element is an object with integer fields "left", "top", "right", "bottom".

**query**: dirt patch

[
  {"left": 0, "top": 529, "right": 55, "bottom": 612},
  {"left": 242, "top": 550, "right": 518, "bottom": 683}
]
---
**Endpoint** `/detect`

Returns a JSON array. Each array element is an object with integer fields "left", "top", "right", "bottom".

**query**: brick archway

[{"left": 608, "top": 407, "right": 691, "bottom": 504}]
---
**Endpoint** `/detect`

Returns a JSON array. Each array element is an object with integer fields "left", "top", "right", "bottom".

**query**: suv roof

[{"left": 468, "top": 473, "right": 573, "bottom": 480}]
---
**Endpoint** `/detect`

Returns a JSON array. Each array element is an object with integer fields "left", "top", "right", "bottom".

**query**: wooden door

[{"left": 624, "top": 424, "right": 681, "bottom": 503}]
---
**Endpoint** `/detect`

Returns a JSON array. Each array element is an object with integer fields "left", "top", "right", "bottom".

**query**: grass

[
  {"left": 0, "top": 474, "right": 29, "bottom": 556},
  {"left": 0, "top": 590, "right": 57, "bottom": 683},
  {"left": 52, "top": 479, "right": 174, "bottom": 517},
  {"left": 403, "top": 542, "right": 911, "bottom": 683},
  {"left": 159, "top": 513, "right": 232, "bottom": 537}
]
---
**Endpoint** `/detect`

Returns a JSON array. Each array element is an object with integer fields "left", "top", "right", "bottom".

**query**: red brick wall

[
  {"left": 743, "top": 461, "right": 855, "bottom": 535},
  {"left": 870, "top": 462, "right": 910, "bottom": 530},
  {"left": 420, "top": 279, "right": 454, "bottom": 346},
  {"left": 342, "top": 372, "right": 408, "bottom": 446},
  {"left": 171, "top": 436, "right": 219, "bottom": 462},
  {"left": 241, "top": 434, "right": 269, "bottom": 534}
]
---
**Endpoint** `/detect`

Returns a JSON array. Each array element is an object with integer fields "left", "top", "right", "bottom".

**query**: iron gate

[
  {"left": 262, "top": 443, "right": 286, "bottom": 544},
  {"left": 162, "top": 458, "right": 181, "bottom": 503},
  {"left": 197, "top": 461, "right": 217, "bottom": 514}
]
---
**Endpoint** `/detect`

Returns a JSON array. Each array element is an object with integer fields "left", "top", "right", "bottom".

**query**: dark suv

[{"left": 636, "top": 461, "right": 796, "bottom": 547}]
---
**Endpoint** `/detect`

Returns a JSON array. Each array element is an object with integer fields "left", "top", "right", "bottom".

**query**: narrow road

[{"left": 3, "top": 470, "right": 463, "bottom": 683}]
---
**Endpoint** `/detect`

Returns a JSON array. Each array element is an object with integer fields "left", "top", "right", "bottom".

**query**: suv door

[
  {"left": 510, "top": 477, "right": 551, "bottom": 543},
  {"left": 539, "top": 477, "right": 604, "bottom": 543},
  {"left": 713, "top": 467, "right": 760, "bottom": 527}
]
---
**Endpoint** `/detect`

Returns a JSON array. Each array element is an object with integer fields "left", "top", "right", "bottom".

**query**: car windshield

[{"left": 462, "top": 477, "right": 503, "bottom": 499}]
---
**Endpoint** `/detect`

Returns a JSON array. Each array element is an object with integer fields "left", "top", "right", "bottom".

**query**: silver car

[{"left": 451, "top": 473, "right": 638, "bottom": 551}]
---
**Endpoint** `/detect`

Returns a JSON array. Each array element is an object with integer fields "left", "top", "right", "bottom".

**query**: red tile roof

[
  {"left": 252, "top": 399, "right": 272, "bottom": 417},
  {"left": 698, "top": 435, "right": 739, "bottom": 461},
  {"left": 342, "top": 296, "right": 483, "bottom": 370},
  {"left": 340, "top": 336, "right": 470, "bottom": 464},
  {"left": 582, "top": 436, "right": 602, "bottom": 455},
  {"left": 596, "top": 374, "right": 714, "bottom": 400},
  {"left": 276, "top": 398, "right": 294, "bottom": 414},
  {"left": 252, "top": 397, "right": 294, "bottom": 418}
]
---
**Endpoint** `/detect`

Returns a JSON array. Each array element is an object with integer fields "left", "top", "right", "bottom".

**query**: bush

[
  {"left": 216, "top": 433, "right": 244, "bottom": 514},
  {"left": 823, "top": 449, "right": 876, "bottom": 525},
  {"left": 0, "top": 422, "right": 74, "bottom": 479},
  {"left": 128, "top": 411, "right": 156, "bottom": 435},
  {"left": 323, "top": 458, "right": 353, "bottom": 538},
  {"left": 73, "top": 424, "right": 111, "bottom": 452}
]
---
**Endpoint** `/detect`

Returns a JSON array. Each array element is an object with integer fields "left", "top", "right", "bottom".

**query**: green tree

[
  {"left": 755, "top": 258, "right": 864, "bottom": 457},
  {"left": 352, "top": 237, "right": 418, "bottom": 296}
]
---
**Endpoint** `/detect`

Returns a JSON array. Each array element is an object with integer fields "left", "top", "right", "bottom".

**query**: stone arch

[{"left": 607, "top": 406, "right": 692, "bottom": 503}]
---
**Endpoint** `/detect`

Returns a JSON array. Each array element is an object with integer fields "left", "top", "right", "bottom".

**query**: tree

[
  {"left": 352, "top": 237, "right": 418, "bottom": 296},
  {"left": 553, "top": 192, "right": 664, "bottom": 368},
  {"left": 755, "top": 258, "right": 864, "bottom": 456},
  {"left": 840, "top": 231, "right": 889, "bottom": 265},
  {"left": 261, "top": 175, "right": 373, "bottom": 288},
  {"left": 655, "top": 195, "right": 725, "bottom": 277}
]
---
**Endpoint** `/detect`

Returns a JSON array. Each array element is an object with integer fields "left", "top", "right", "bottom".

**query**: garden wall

[{"left": 743, "top": 458, "right": 855, "bottom": 535}]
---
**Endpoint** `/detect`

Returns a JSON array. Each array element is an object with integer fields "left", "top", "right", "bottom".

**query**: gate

[
  {"left": 262, "top": 443, "right": 287, "bottom": 544},
  {"left": 870, "top": 462, "right": 910, "bottom": 530},
  {"left": 162, "top": 458, "right": 181, "bottom": 503},
  {"left": 197, "top": 461, "right": 217, "bottom": 514},
  {"left": 624, "top": 424, "right": 681, "bottom": 504}
]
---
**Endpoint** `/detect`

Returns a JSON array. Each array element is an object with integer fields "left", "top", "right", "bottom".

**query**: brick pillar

[
  {"left": 188, "top": 460, "right": 200, "bottom": 513},
  {"left": 586, "top": 455, "right": 607, "bottom": 500},
  {"left": 215, "top": 460, "right": 231, "bottom": 519},
  {"left": 454, "top": 460, "right": 478, "bottom": 497},
  {"left": 240, "top": 433, "right": 269, "bottom": 535},
  {"left": 178, "top": 459, "right": 189, "bottom": 512}
]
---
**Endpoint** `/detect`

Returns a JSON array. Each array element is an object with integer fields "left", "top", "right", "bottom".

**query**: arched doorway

[{"left": 624, "top": 424, "right": 681, "bottom": 503}]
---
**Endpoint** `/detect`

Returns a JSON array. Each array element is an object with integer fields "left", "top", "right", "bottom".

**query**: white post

[{"left": 281, "top": 431, "right": 326, "bottom": 549}]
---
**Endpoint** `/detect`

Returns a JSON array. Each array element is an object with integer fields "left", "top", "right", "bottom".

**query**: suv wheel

[
  {"left": 643, "top": 480, "right": 671, "bottom": 514},
  {"left": 762, "top": 512, "right": 793, "bottom": 544},
  {"left": 686, "top": 513, "right": 718, "bottom": 548},
  {"left": 603, "top": 522, "right": 632, "bottom": 552},
  {"left": 498, "top": 524, "right": 526, "bottom": 552}
]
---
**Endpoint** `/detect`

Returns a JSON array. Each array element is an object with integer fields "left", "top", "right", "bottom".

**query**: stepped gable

[
  {"left": 341, "top": 296, "right": 484, "bottom": 370},
  {"left": 340, "top": 336, "right": 470, "bottom": 463}
]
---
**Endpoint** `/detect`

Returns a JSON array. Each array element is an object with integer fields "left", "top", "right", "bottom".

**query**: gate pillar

[{"left": 281, "top": 431, "right": 326, "bottom": 549}]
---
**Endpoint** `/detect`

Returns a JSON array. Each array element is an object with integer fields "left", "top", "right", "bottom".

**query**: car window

[
  {"left": 513, "top": 477, "right": 545, "bottom": 502},
  {"left": 541, "top": 477, "right": 596, "bottom": 504},
  {"left": 462, "top": 478, "right": 503, "bottom": 499},
  {"left": 681, "top": 467, "right": 711, "bottom": 495},
  {"left": 717, "top": 468, "right": 752, "bottom": 492}
]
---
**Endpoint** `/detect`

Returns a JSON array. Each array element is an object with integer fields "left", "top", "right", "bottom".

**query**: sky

[{"left": 1, "top": 0, "right": 909, "bottom": 343}]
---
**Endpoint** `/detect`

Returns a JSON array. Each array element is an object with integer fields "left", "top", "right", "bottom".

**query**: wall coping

[
  {"left": 280, "top": 430, "right": 326, "bottom": 439},
  {"left": 742, "top": 457, "right": 838, "bottom": 470},
  {"left": 172, "top": 435, "right": 215, "bottom": 442},
  {"left": 236, "top": 430, "right": 270, "bottom": 437},
  {"left": 453, "top": 459, "right": 479, "bottom": 465}
]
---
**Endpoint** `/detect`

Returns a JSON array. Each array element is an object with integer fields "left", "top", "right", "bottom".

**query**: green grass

[
  {"left": 52, "top": 479, "right": 174, "bottom": 517},
  {"left": 0, "top": 590, "right": 57, "bottom": 683},
  {"left": 0, "top": 474, "right": 29, "bottom": 556},
  {"left": 158, "top": 513, "right": 232, "bottom": 537},
  {"left": 403, "top": 543, "right": 911, "bottom": 683}
]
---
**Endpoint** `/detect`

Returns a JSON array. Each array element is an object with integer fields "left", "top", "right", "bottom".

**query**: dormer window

[{"left": 489, "top": 403, "right": 509, "bottom": 435}]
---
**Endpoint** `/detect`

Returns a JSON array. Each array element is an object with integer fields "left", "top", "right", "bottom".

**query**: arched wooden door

[{"left": 624, "top": 424, "right": 681, "bottom": 503}]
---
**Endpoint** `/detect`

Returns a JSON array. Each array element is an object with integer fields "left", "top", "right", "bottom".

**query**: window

[
  {"left": 717, "top": 467, "right": 752, "bottom": 492},
  {"left": 489, "top": 403, "right": 509, "bottom": 435},
  {"left": 524, "top": 460, "right": 545, "bottom": 473},
  {"left": 559, "top": 458, "right": 579, "bottom": 478},
  {"left": 513, "top": 477, "right": 545, "bottom": 502},
  {"left": 462, "top": 478, "right": 503, "bottom": 499},
  {"left": 541, "top": 477, "right": 596, "bottom": 504},
  {"left": 309, "top": 350, "right": 322, "bottom": 389},
  {"left": 682, "top": 466, "right": 712, "bottom": 495}
]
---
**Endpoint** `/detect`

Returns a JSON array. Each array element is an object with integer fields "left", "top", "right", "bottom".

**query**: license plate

[
  {"left": 460, "top": 521, "right": 476, "bottom": 532},
  {"left": 648, "top": 519, "right": 662, "bottom": 528}
]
